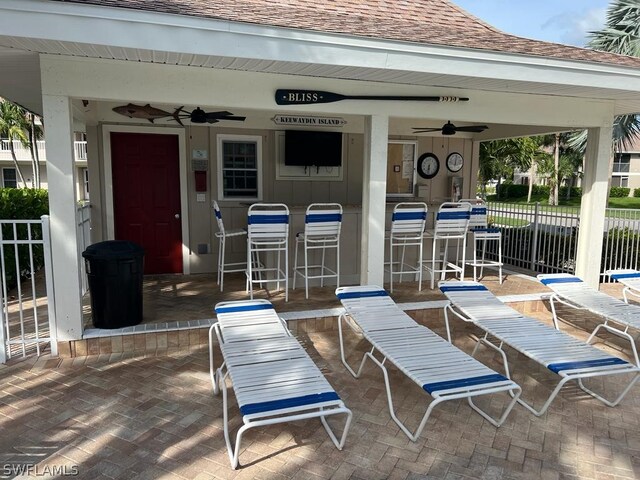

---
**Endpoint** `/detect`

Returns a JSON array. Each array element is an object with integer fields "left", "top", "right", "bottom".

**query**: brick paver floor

[{"left": 2, "top": 305, "right": 640, "bottom": 480}]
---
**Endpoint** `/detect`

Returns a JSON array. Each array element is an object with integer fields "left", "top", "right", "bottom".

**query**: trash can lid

[{"left": 82, "top": 240, "right": 144, "bottom": 259}]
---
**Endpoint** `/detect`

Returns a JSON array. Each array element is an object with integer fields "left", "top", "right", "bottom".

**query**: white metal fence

[
  {"left": 0, "top": 216, "right": 56, "bottom": 363},
  {"left": 487, "top": 202, "right": 640, "bottom": 281},
  {"left": 0, "top": 204, "right": 91, "bottom": 363}
]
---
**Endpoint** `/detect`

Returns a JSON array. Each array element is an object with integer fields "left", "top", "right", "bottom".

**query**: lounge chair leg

[
  {"left": 443, "top": 305, "right": 453, "bottom": 343},
  {"left": 338, "top": 313, "right": 372, "bottom": 378},
  {"left": 220, "top": 373, "right": 246, "bottom": 469},
  {"left": 209, "top": 324, "right": 220, "bottom": 395},
  {"left": 577, "top": 373, "right": 640, "bottom": 407},
  {"left": 549, "top": 294, "right": 561, "bottom": 329},
  {"left": 320, "top": 407, "right": 353, "bottom": 449},
  {"left": 467, "top": 386, "right": 521, "bottom": 427},
  {"left": 587, "top": 323, "right": 640, "bottom": 367}
]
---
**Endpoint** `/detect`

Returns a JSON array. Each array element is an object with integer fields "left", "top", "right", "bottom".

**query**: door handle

[{"left": 174, "top": 213, "right": 180, "bottom": 219}]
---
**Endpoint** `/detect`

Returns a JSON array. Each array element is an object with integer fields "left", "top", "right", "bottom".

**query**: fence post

[
  {"left": 529, "top": 202, "right": 541, "bottom": 272},
  {"left": 0, "top": 270, "right": 5, "bottom": 364},
  {"left": 42, "top": 215, "right": 57, "bottom": 356}
]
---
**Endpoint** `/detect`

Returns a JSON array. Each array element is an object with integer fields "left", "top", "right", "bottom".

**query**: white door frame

[{"left": 102, "top": 124, "right": 190, "bottom": 274}]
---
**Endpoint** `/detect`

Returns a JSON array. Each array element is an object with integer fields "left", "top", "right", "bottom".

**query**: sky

[{"left": 452, "top": 0, "right": 610, "bottom": 47}]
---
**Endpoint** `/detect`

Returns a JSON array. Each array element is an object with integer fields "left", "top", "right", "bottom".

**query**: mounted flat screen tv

[{"left": 284, "top": 130, "right": 343, "bottom": 167}]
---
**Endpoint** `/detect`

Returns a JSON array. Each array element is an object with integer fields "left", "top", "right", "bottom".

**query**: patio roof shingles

[{"left": 50, "top": 0, "right": 640, "bottom": 69}]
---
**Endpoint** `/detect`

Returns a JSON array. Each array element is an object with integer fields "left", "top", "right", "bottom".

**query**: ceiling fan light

[
  {"left": 442, "top": 125, "right": 457, "bottom": 135},
  {"left": 190, "top": 107, "right": 207, "bottom": 123}
]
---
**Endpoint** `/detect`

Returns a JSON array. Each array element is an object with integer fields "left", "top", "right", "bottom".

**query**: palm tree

[
  {"left": 570, "top": 0, "right": 640, "bottom": 154},
  {"left": 25, "top": 111, "right": 43, "bottom": 188},
  {"left": 479, "top": 138, "right": 537, "bottom": 199},
  {"left": 0, "top": 99, "right": 28, "bottom": 186}
]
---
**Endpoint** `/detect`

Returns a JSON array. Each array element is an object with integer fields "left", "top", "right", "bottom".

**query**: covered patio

[{"left": 1, "top": 1, "right": 640, "bottom": 475}]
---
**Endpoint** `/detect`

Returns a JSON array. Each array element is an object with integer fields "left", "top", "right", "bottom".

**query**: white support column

[
  {"left": 575, "top": 126, "right": 613, "bottom": 289},
  {"left": 360, "top": 115, "right": 389, "bottom": 286},
  {"left": 42, "top": 94, "right": 84, "bottom": 340}
]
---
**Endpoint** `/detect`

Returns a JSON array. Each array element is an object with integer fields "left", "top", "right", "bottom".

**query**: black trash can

[{"left": 82, "top": 240, "right": 144, "bottom": 329}]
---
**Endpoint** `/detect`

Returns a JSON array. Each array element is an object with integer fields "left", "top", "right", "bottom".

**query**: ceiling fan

[
  {"left": 173, "top": 106, "right": 246, "bottom": 125},
  {"left": 412, "top": 120, "right": 488, "bottom": 136}
]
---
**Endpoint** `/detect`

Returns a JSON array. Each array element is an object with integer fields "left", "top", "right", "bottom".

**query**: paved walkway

[{"left": 2, "top": 309, "right": 640, "bottom": 479}]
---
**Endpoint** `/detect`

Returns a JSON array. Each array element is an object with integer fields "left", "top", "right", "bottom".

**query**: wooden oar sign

[{"left": 275, "top": 89, "right": 469, "bottom": 105}]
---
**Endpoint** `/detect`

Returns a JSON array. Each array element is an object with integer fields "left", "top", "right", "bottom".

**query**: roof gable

[{"left": 48, "top": 0, "right": 640, "bottom": 68}]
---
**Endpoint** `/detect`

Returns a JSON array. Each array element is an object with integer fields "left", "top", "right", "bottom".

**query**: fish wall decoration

[{"left": 112, "top": 103, "right": 183, "bottom": 124}]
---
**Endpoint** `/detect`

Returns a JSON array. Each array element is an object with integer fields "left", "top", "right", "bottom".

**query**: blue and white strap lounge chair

[
  {"left": 539, "top": 273, "right": 640, "bottom": 367},
  {"left": 335, "top": 285, "right": 520, "bottom": 441},
  {"left": 606, "top": 269, "right": 640, "bottom": 304},
  {"left": 440, "top": 281, "right": 640, "bottom": 416},
  {"left": 209, "top": 299, "right": 352, "bottom": 469}
]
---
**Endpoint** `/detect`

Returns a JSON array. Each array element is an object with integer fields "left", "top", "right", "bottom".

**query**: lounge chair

[
  {"left": 440, "top": 280, "right": 640, "bottom": 416},
  {"left": 209, "top": 299, "right": 352, "bottom": 469},
  {"left": 539, "top": 273, "right": 640, "bottom": 367},
  {"left": 335, "top": 285, "right": 521, "bottom": 441},
  {"left": 606, "top": 269, "right": 640, "bottom": 304}
]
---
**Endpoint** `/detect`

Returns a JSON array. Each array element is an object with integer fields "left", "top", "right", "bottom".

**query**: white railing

[
  {"left": 0, "top": 204, "right": 90, "bottom": 363},
  {"left": 0, "top": 139, "right": 87, "bottom": 161},
  {"left": 0, "top": 216, "right": 56, "bottom": 363},
  {"left": 602, "top": 208, "right": 640, "bottom": 280},
  {"left": 486, "top": 201, "right": 640, "bottom": 281},
  {"left": 77, "top": 203, "right": 92, "bottom": 295}
]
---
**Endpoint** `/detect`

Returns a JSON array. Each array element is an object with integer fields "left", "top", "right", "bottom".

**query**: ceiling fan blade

[
  {"left": 204, "top": 111, "right": 246, "bottom": 122},
  {"left": 205, "top": 118, "right": 220, "bottom": 124},
  {"left": 204, "top": 110, "right": 233, "bottom": 118},
  {"left": 454, "top": 125, "right": 488, "bottom": 132},
  {"left": 412, "top": 127, "right": 441, "bottom": 132}
]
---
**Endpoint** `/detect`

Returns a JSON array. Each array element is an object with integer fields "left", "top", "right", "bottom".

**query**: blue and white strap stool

[
  {"left": 423, "top": 202, "right": 471, "bottom": 289},
  {"left": 246, "top": 203, "right": 290, "bottom": 301},
  {"left": 293, "top": 203, "right": 342, "bottom": 299},
  {"left": 385, "top": 202, "right": 428, "bottom": 292},
  {"left": 213, "top": 201, "right": 247, "bottom": 291},
  {"left": 460, "top": 199, "right": 503, "bottom": 284}
]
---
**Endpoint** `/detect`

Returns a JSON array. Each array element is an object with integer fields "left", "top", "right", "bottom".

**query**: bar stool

[
  {"left": 385, "top": 202, "right": 428, "bottom": 292},
  {"left": 423, "top": 202, "right": 471, "bottom": 289},
  {"left": 213, "top": 201, "right": 247, "bottom": 292},
  {"left": 293, "top": 203, "right": 343, "bottom": 299},
  {"left": 460, "top": 198, "right": 503, "bottom": 283},
  {"left": 246, "top": 203, "right": 290, "bottom": 301}
]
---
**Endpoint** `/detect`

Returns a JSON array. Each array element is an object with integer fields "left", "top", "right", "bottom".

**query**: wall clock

[
  {"left": 417, "top": 153, "right": 439, "bottom": 179},
  {"left": 446, "top": 152, "right": 464, "bottom": 173}
]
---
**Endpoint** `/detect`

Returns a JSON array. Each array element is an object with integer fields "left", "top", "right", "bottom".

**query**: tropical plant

[
  {"left": 570, "top": 0, "right": 640, "bottom": 153},
  {"left": 0, "top": 99, "right": 28, "bottom": 186},
  {"left": 25, "top": 111, "right": 43, "bottom": 188},
  {"left": 540, "top": 133, "right": 583, "bottom": 205},
  {"left": 479, "top": 137, "right": 550, "bottom": 202}
]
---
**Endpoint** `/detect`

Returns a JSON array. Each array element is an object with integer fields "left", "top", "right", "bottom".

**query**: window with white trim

[
  {"left": 217, "top": 134, "right": 262, "bottom": 201},
  {"left": 2, "top": 168, "right": 17, "bottom": 188}
]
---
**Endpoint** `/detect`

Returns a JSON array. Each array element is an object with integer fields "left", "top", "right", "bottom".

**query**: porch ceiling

[
  {"left": 2, "top": 36, "right": 639, "bottom": 119},
  {"left": 1, "top": 0, "right": 640, "bottom": 118}
]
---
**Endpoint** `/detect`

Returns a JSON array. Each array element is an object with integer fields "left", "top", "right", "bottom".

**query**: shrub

[
  {"left": 633, "top": 188, "right": 640, "bottom": 198},
  {"left": 559, "top": 186, "right": 582, "bottom": 198},
  {"left": 0, "top": 189, "right": 49, "bottom": 289},
  {"left": 609, "top": 187, "right": 630, "bottom": 198},
  {"left": 495, "top": 184, "right": 550, "bottom": 199}
]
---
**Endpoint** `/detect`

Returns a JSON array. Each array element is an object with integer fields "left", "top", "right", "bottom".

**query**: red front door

[{"left": 111, "top": 132, "right": 183, "bottom": 274}]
